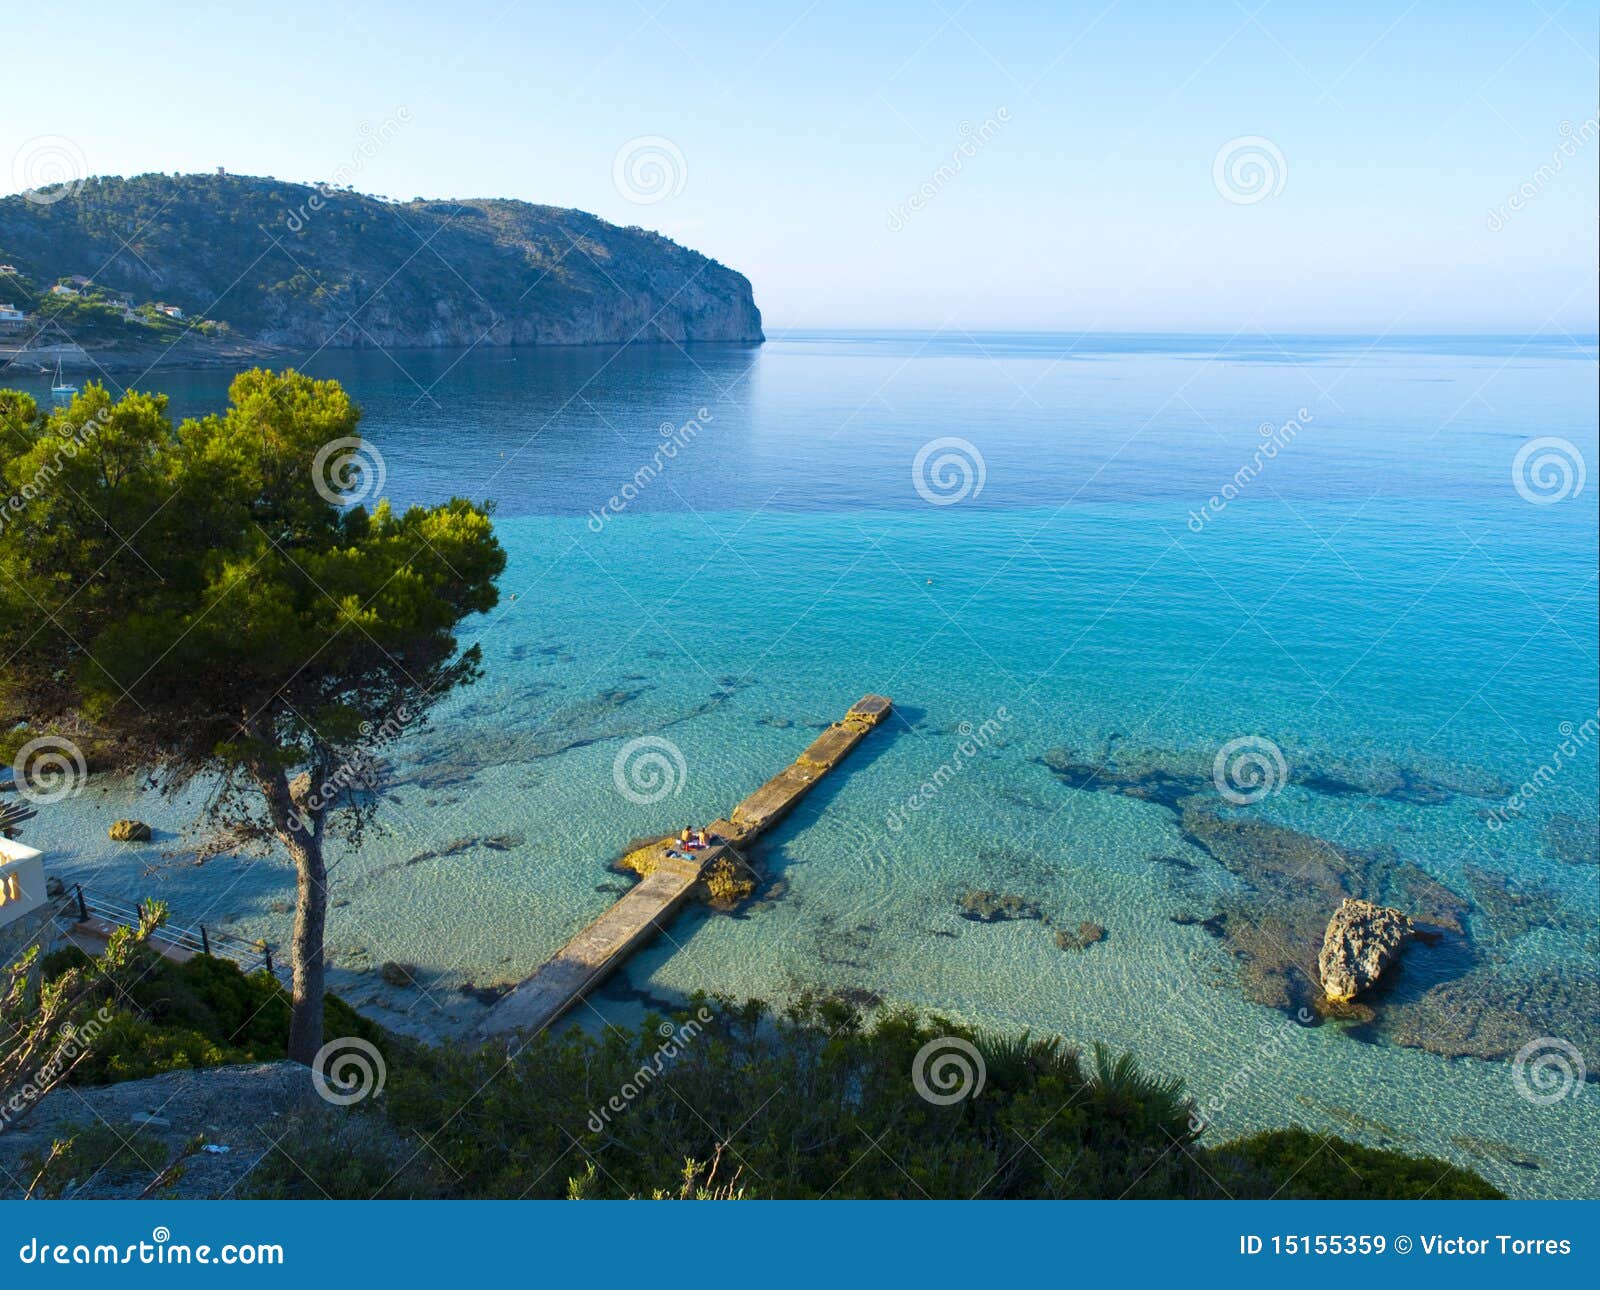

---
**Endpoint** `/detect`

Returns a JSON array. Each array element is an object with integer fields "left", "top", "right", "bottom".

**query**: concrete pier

[{"left": 479, "top": 694, "right": 892, "bottom": 1040}]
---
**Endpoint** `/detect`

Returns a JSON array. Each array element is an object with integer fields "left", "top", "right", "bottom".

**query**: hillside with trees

[{"left": 0, "top": 173, "right": 763, "bottom": 355}]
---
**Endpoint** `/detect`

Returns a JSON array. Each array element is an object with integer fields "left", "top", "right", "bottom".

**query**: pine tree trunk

[
  {"left": 283, "top": 828, "right": 327, "bottom": 1066},
  {"left": 251, "top": 760, "right": 328, "bottom": 1067}
]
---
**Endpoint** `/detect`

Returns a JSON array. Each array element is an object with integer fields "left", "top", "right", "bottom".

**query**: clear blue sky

[{"left": 5, "top": 1, "right": 1596, "bottom": 333}]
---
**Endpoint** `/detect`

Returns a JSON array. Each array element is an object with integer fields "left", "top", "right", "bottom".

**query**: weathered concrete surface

[
  {"left": 480, "top": 854, "right": 711, "bottom": 1038},
  {"left": 479, "top": 695, "right": 892, "bottom": 1040},
  {"left": 60, "top": 914, "right": 198, "bottom": 964}
]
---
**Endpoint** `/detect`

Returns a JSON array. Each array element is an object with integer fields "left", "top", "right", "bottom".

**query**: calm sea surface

[{"left": 15, "top": 332, "right": 1599, "bottom": 1197}]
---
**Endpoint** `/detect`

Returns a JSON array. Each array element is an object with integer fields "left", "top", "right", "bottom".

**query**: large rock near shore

[{"left": 1318, "top": 898, "right": 1414, "bottom": 1002}]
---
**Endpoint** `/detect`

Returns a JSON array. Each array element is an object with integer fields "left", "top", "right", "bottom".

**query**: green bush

[
  {"left": 1208, "top": 1128, "right": 1505, "bottom": 1200},
  {"left": 43, "top": 947, "right": 387, "bottom": 1084},
  {"left": 242, "top": 1109, "right": 445, "bottom": 1200},
  {"left": 18, "top": 1123, "right": 183, "bottom": 1200},
  {"left": 32, "top": 949, "right": 1504, "bottom": 1201}
]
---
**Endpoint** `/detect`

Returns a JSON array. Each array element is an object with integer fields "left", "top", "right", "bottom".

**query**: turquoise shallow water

[{"left": 15, "top": 333, "right": 1599, "bottom": 1197}]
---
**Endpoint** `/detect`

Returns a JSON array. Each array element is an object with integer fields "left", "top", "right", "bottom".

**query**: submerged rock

[
  {"left": 1038, "top": 739, "right": 1504, "bottom": 811},
  {"left": 957, "top": 889, "right": 1044, "bottom": 923},
  {"left": 1171, "top": 910, "right": 1227, "bottom": 937},
  {"left": 1378, "top": 966, "right": 1600, "bottom": 1069},
  {"left": 1318, "top": 899, "right": 1414, "bottom": 1002},
  {"left": 1544, "top": 813, "right": 1599, "bottom": 866},
  {"left": 1464, "top": 864, "right": 1589, "bottom": 941},
  {"left": 379, "top": 960, "right": 418, "bottom": 988},
  {"left": 1055, "top": 921, "right": 1107, "bottom": 952},
  {"left": 108, "top": 819, "right": 152, "bottom": 842}
]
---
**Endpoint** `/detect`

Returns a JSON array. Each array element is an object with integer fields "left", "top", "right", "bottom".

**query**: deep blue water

[{"left": 16, "top": 332, "right": 1599, "bottom": 1197}]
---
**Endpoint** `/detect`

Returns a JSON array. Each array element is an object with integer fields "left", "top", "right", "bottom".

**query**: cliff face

[{"left": 0, "top": 174, "right": 763, "bottom": 350}]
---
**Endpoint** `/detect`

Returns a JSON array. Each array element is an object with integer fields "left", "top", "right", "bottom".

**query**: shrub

[
  {"left": 42, "top": 948, "right": 389, "bottom": 1084},
  {"left": 1208, "top": 1128, "right": 1505, "bottom": 1200},
  {"left": 242, "top": 1108, "right": 444, "bottom": 1199}
]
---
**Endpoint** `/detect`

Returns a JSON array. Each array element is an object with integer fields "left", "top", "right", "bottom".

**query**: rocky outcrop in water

[
  {"left": 1055, "top": 921, "right": 1107, "bottom": 952},
  {"left": 1037, "top": 740, "right": 1505, "bottom": 810},
  {"left": 957, "top": 889, "right": 1044, "bottom": 922},
  {"left": 1317, "top": 899, "right": 1414, "bottom": 1002}
]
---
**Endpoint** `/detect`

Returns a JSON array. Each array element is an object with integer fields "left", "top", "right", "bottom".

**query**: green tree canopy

[{"left": 0, "top": 370, "right": 505, "bottom": 1061}]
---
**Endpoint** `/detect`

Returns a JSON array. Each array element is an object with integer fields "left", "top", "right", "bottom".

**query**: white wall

[{"left": 0, "top": 838, "right": 46, "bottom": 929}]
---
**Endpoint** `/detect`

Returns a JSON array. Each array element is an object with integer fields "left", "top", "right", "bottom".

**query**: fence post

[
  {"left": 75, "top": 884, "right": 89, "bottom": 922},
  {"left": 263, "top": 944, "right": 273, "bottom": 975},
  {"left": 200, "top": 925, "right": 211, "bottom": 956}
]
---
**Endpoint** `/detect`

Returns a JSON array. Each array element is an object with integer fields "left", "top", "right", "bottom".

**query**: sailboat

[{"left": 50, "top": 358, "right": 77, "bottom": 401}]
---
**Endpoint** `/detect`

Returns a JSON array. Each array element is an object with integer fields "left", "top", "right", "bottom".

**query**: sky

[{"left": 4, "top": 0, "right": 1597, "bottom": 334}]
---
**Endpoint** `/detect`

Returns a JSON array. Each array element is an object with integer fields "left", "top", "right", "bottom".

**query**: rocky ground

[{"left": 0, "top": 1062, "right": 321, "bottom": 1199}]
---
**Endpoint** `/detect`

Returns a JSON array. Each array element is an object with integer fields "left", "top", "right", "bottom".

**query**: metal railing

[{"left": 63, "top": 884, "right": 277, "bottom": 976}]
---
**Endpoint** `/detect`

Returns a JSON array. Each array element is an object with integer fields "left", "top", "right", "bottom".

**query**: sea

[{"left": 9, "top": 331, "right": 1598, "bottom": 1198}]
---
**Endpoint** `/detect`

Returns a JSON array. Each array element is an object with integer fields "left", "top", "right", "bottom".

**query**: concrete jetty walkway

[{"left": 479, "top": 695, "right": 892, "bottom": 1040}]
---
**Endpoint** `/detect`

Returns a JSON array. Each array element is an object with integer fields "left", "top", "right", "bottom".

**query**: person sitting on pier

[{"left": 692, "top": 828, "right": 709, "bottom": 849}]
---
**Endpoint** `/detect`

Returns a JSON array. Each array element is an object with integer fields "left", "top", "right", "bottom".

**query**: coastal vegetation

[
  {"left": 30, "top": 943, "right": 387, "bottom": 1086},
  {"left": 4, "top": 952, "right": 1501, "bottom": 1199},
  {"left": 0, "top": 371, "right": 505, "bottom": 1063}
]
